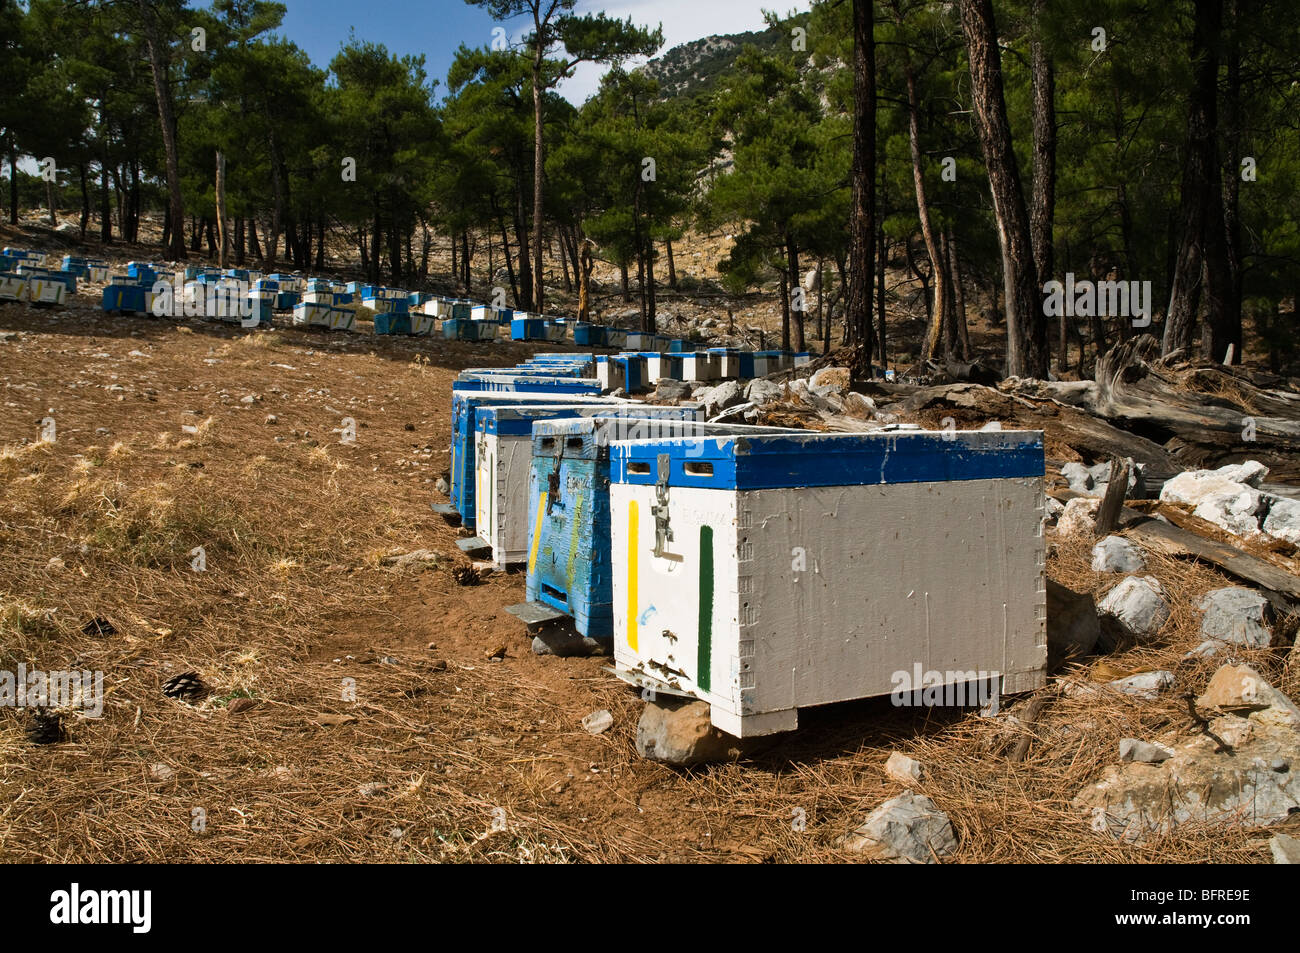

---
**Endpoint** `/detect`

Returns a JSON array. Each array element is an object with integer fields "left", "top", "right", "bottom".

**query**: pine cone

[
  {"left": 452, "top": 565, "right": 480, "bottom": 587},
  {"left": 27, "top": 709, "right": 63, "bottom": 745},
  {"left": 162, "top": 671, "right": 206, "bottom": 700},
  {"left": 81, "top": 617, "right": 116, "bottom": 637}
]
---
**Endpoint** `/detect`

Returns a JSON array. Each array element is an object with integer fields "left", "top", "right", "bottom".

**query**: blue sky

[{"left": 278, "top": 0, "right": 809, "bottom": 104}]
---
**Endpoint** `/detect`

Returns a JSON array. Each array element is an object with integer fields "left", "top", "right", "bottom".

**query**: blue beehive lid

[{"left": 612, "top": 430, "right": 1045, "bottom": 491}]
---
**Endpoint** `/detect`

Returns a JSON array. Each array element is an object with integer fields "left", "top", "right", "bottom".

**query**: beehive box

[
  {"left": 291, "top": 301, "right": 331, "bottom": 327},
  {"left": 0, "top": 274, "right": 27, "bottom": 302},
  {"left": 471, "top": 304, "right": 512, "bottom": 323},
  {"left": 423, "top": 297, "right": 452, "bottom": 317},
  {"left": 680, "top": 352, "right": 720, "bottom": 382},
  {"left": 244, "top": 294, "right": 275, "bottom": 326},
  {"left": 442, "top": 317, "right": 498, "bottom": 341},
  {"left": 644, "top": 352, "right": 684, "bottom": 382},
  {"left": 409, "top": 311, "right": 437, "bottom": 335},
  {"left": 126, "top": 262, "right": 157, "bottom": 284},
  {"left": 25, "top": 276, "right": 68, "bottom": 305},
  {"left": 474, "top": 404, "right": 692, "bottom": 566},
  {"left": 327, "top": 306, "right": 356, "bottom": 332},
  {"left": 605, "top": 328, "right": 628, "bottom": 348},
  {"left": 3, "top": 248, "right": 44, "bottom": 265},
  {"left": 573, "top": 323, "right": 606, "bottom": 346},
  {"left": 600, "top": 354, "right": 648, "bottom": 392},
  {"left": 708, "top": 349, "right": 741, "bottom": 379},
  {"left": 609, "top": 429, "right": 1047, "bottom": 737},
  {"left": 509, "top": 318, "right": 546, "bottom": 340},
  {"left": 526, "top": 418, "right": 800, "bottom": 639},
  {"left": 101, "top": 283, "right": 155, "bottom": 314},
  {"left": 454, "top": 373, "right": 602, "bottom": 395},
  {"left": 18, "top": 267, "right": 76, "bottom": 295},
  {"left": 625, "top": 332, "right": 653, "bottom": 349},
  {"left": 448, "top": 392, "right": 627, "bottom": 529},
  {"left": 373, "top": 312, "right": 412, "bottom": 335}
]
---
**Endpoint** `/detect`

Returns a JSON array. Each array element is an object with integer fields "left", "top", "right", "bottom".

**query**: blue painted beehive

[
  {"left": 373, "top": 312, "right": 412, "bottom": 335},
  {"left": 526, "top": 418, "right": 797, "bottom": 639},
  {"left": 102, "top": 283, "right": 152, "bottom": 314},
  {"left": 595, "top": 354, "right": 648, "bottom": 392},
  {"left": 573, "top": 323, "right": 606, "bottom": 346},
  {"left": 510, "top": 317, "right": 548, "bottom": 341},
  {"left": 443, "top": 318, "right": 499, "bottom": 341},
  {"left": 126, "top": 262, "right": 157, "bottom": 284},
  {"left": 448, "top": 391, "right": 624, "bottom": 529},
  {"left": 18, "top": 266, "right": 76, "bottom": 294},
  {"left": 454, "top": 373, "right": 603, "bottom": 395}
]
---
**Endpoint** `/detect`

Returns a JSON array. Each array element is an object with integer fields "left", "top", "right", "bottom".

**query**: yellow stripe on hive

[
  {"left": 627, "top": 501, "right": 639, "bottom": 652},
  {"left": 527, "top": 490, "right": 547, "bottom": 574}
]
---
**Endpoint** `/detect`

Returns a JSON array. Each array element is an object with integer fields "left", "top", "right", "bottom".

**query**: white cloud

[{"left": 555, "top": 0, "right": 810, "bottom": 104}]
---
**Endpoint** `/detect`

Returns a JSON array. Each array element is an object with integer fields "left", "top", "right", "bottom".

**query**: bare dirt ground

[{"left": 0, "top": 226, "right": 1293, "bottom": 863}]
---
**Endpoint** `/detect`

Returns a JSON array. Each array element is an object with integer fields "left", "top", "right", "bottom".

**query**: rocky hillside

[{"left": 638, "top": 19, "right": 803, "bottom": 100}]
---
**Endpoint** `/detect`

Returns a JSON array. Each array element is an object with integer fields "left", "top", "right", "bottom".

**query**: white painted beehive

[
  {"left": 609, "top": 429, "right": 1047, "bottom": 738},
  {"left": 680, "top": 352, "right": 720, "bottom": 382},
  {"left": 0, "top": 274, "right": 28, "bottom": 301},
  {"left": 26, "top": 277, "right": 67, "bottom": 305}
]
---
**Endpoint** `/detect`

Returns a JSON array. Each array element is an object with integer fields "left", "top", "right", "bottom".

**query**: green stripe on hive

[{"left": 697, "top": 524, "right": 713, "bottom": 693}]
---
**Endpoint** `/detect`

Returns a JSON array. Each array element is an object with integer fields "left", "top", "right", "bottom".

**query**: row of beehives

[
  {"left": 75, "top": 255, "right": 816, "bottom": 389},
  {"left": 437, "top": 355, "right": 1051, "bottom": 739},
  {"left": 0, "top": 248, "right": 105, "bottom": 305}
]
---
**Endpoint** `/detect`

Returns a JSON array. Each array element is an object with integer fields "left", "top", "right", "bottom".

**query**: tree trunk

[
  {"left": 498, "top": 211, "right": 519, "bottom": 306},
  {"left": 530, "top": 52, "right": 546, "bottom": 313},
  {"left": 513, "top": 176, "right": 532, "bottom": 310},
  {"left": 578, "top": 240, "right": 595, "bottom": 322},
  {"left": 1206, "top": 0, "right": 1242, "bottom": 364},
  {"left": 6, "top": 138, "right": 16, "bottom": 225},
  {"left": 787, "top": 235, "right": 804, "bottom": 352},
  {"left": 645, "top": 240, "right": 656, "bottom": 332},
  {"left": 846, "top": 0, "right": 876, "bottom": 380},
  {"left": 45, "top": 177, "right": 57, "bottom": 226},
  {"left": 78, "top": 163, "right": 90, "bottom": 241},
  {"left": 234, "top": 217, "right": 244, "bottom": 266},
  {"left": 97, "top": 155, "right": 111, "bottom": 241},
  {"left": 1029, "top": 0, "right": 1057, "bottom": 366},
  {"left": 249, "top": 218, "right": 262, "bottom": 266},
  {"left": 906, "top": 60, "right": 948, "bottom": 362},
  {"left": 461, "top": 231, "right": 471, "bottom": 291},
  {"left": 620, "top": 262, "right": 630, "bottom": 303},
  {"left": 666, "top": 238, "right": 678, "bottom": 290},
  {"left": 948, "top": 227, "right": 971, "bottom": 360},
  {"left": 558, "top": 228, "right": 573, "bottom": 292},
  {"left": 959, "top": 0, "right": 1047, "bottom": 378},
  {"left": 139, "top": 0, "right": 187, "bottom": 260},
  {"left": 1163, "top": 0, "right": 1222, "bottom": 356},
  {"left": 779, "top": 267, "right": 791, "bottom": 353},
  {"left": 876, "top": 167, "right": 888, "bottom": 368},
  {"left": 215, "top": 151, "right": 229, "bottom": 269}
]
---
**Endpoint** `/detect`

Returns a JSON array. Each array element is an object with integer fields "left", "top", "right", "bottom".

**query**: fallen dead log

[{"left": 1094, "top": 335, "right": 1300, "bottom": 444}]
